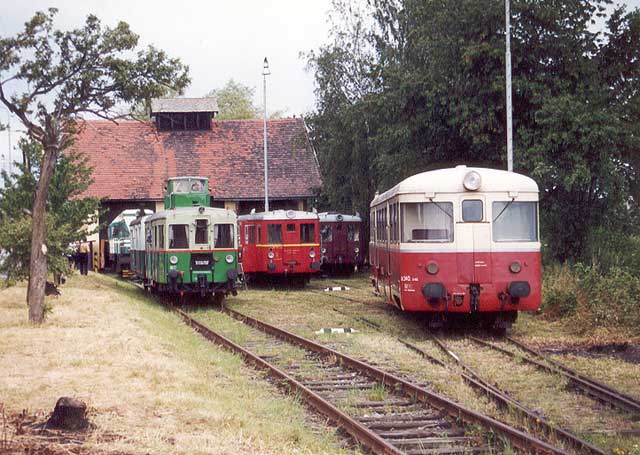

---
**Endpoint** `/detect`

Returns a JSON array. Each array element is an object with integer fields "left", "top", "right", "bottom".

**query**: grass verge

[{"left": 0, "top": 273, "right": 355, "bottom": 454}]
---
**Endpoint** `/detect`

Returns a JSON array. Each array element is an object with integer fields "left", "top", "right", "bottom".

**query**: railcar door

[
  {"left": 266, "top": 223, "right": 284, "bottom": 272},
  {"left": 242, "top": 224, "right": 258, "bottom": 272},
  {"left": 333, "top": 221, "right": 347, "bottom": 265},
  {"left": 282, "top": 222, "right": 299, "bottom": 270},
  {"left": 458, "top": 198, "right": 492, "bottom": 312}
]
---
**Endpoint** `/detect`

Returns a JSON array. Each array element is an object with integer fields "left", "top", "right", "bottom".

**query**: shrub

[
  {"left": 577, "top": 264, "right": 640, "bottom": 328},
  {"left": 541, "top": 262, "right": 640, "bottom": 332},
  {"left": 541, "top": 263, "right": 579, "bottom": 319}
]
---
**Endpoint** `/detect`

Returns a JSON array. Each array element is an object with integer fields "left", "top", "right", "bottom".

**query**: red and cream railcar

[
  {"left": 370, "top": 166, "right": 541, "bottom": 329},
  {"left": 319, "top": 212, "right": 363, "bottom": 273},
  {"left": 238, "top": 210, "right": 322, "bottom": 282}
]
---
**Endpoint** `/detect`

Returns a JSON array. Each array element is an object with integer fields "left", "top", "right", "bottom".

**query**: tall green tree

[
  {"left": 0, "top": 9, "right": 190, "bottom": 323},
  {"left": 0, "top": 138, "right": 100, "bottom": 284},
  {"left": 308, "top": 0, "right": 640, "bottom": 263},
  {"left": 207, "top": 79, "right": 259, "bottom": 120},
  {"left": 305, "top": 0, "right": 378, "bottom": 241}
]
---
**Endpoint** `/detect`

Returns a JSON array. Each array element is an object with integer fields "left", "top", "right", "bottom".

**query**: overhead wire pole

[
  {"left": 505, "top": 0, "right": 514, "bottom": 172},
  {"left": 263, "top": 57, "right": 271, "bottom": 211}
]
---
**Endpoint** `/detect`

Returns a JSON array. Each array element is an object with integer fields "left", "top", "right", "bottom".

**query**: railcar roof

[
  {"left": 371, "top": 166, "right": 538, "bottom": 206},
  {"left": 146, "top": 206, "right": 236, "bottom": 223},
  {"left": 110, "top": 209, "right": 152, "bottom": 227},
  {"left": 167, "top": 176, "right": 208, "bottom": 181},
  {"left": 318, "top": 212, "right": 362, "bottom": 223},
  {"left": 238, "top": 210, "right": 319, "bottom": 221}
]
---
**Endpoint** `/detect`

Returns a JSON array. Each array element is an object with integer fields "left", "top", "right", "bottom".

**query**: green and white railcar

[{"left": 130, "top": 176, "right": 238, "bottom": 301}]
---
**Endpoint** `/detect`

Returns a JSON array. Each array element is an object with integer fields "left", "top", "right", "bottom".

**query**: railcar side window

[
  {"left": 287, "top": 223, "right": 296, "bottom": 232},
  {"left": 300, "top": 223, "right": 315, "bottom": 243},
  {"left": 214, "top": 224, "right": 234, "bottom": 248},
  {"left": 370, "top": 212, "right": 375, "bottom": 242},
  {"left": 268, "top": 224, "right": 282, "bottom": 244},
  {"left": 169, "top": 224, "right": 189, "bottom": 249},
  {"left": 321, "top": 226, "right": 333, "bottom": 242},
  {"left": 389, "top": 203, "right": 398, "bottom": 242},
  {"left": 492, "top": 201, "right": 538, "bottom": 242},
  {"left": 195, "top": 219, "right": 208, "bottom": 244},
  {"left": 347, "top": 224, "right": 359, "bottom": 242},
  {"left": 401, "top": 202, "right": 454, "bottom": 242},
  {"left": 462, "top": 200, "right": 483, "bottom": 222},
  {"left": 376, "top": 208, "right": 387, "bottom": 242},
  {"left": 158, "top": 226, "right": 165, "bottom": 249}
]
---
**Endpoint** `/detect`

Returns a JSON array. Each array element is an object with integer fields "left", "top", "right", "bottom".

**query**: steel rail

[
  {"left": 222, "top": 306, "right": 574, "bottom": 455},
  {"left": 170, "top": 305, "right": 404, "bottom": 455},
  {"left": 469, "top": 336, "right": 640, "bottom": 416},
  {"left": 506, "top": 337, "right": 640, "bottom": 410},
  {"left": 426, "top": 335, "right": 605, "bottom": 455},
  {"left": 332, "top": 309, "right": 604, "bottom": 455}
]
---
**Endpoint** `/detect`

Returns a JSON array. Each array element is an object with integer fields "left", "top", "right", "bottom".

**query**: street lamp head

[{"left": 262, "top": 57, "right": 271, "bottom": 76}]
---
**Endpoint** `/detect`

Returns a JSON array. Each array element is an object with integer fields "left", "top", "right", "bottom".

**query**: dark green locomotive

[{"left": 130, "top": 177, "right": 238, "bottom": 302}]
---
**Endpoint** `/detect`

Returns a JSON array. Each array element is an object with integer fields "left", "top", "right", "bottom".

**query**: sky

[
  {"left": 0, "top": 0, "right": 335, "bottom": 174},
  {"left": 1, "top": 0, "right": 640, "bottom": 175}
]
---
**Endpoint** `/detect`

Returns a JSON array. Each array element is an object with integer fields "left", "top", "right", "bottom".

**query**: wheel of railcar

[{"left": 213, "top": 293, "right": 225, "bottom": 307}]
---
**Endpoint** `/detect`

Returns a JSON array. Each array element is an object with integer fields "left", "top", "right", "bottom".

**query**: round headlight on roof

[{"left": 463, "top": 171, "right": 482, "bottom": 191}]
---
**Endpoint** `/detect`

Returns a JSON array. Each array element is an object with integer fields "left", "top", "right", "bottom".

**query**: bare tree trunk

[{"left": 27, "top": 146, "right": 57, "bottom": 323}]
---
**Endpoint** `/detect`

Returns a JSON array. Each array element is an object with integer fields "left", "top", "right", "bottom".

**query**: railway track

[
  {"left": 322, "top": 287, "right": 640, "bottom": 420},
  {"left": 467, "top": 336, "right": 640, "bottom": 417},
  {"left": 333, "top": 308, "right": 606, "bottom": 455},
  {"left": 167, "top": 301, "right": 574, "bottom": 455}
]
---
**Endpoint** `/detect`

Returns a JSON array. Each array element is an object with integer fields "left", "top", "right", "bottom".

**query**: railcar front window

[
  {"left": 169, "top": 224, "right": 189, "bottom": 249},
  {"left": 462, "top": 200, "right": 483, "bottom": 222},
  {"left": 321, "top": 226, "right": 333, "bottom": 242},
  {"left": 348, "top": 224, "right": 359, "bottom": 242},
  {"left": 214, "top": 224, "right": 234, "bottom": 248},
  {"left": 246, "top": 225, "right": 257, "bottom": 244},
  {"left": 401, "top": 202, "right": 453, "bottom": 242},
  {"left": 172, "top": 180, "right": 190, "bottom": 194},
  {"left": 301, "top": 223, "right": 315, "bottom": 243},
  {"left": 195, "top": 219, "right": 208, "bottom": 244},
  {"left": 268, "top": 224, "right": 282, "bottom": 244},
  {"left": 492, "top": 201, "right": 538, "bottom": 242}
]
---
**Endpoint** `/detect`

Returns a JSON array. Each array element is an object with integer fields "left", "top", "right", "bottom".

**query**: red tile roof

[{"left": 72, "top": 118, "right": 321, "bottom": 201}]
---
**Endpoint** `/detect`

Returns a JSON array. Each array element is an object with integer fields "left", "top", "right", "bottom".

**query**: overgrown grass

[
  {"left": 541, "top": 262, "right": 640, "bottom": 334},
  {"left": 0, "top": 273, "right": 356, "bottom": 454}
]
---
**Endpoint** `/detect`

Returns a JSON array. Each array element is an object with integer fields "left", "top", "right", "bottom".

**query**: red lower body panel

[{"left": 372, "top": 250, "right": 541, "bottom": 313}]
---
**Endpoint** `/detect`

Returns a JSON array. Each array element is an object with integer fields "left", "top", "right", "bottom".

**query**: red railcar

[
  {"left": 238, "top": 210, "right": 321, "bottom": 283},
  {"left": 319, "top": 212, "right": 363, "bottom": 273},
  {"left": 369, "top": 166, "right": 541, "bottom": 330}
]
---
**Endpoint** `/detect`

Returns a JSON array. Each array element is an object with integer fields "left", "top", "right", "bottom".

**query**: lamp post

[
  {"left": 505, "top": 0, "right": 513, "bottom": 172},
  {"left": 262, "top": 57, "right": 271, "bottom": 211}
]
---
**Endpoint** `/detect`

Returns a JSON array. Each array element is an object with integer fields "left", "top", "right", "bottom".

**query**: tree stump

[{"left": 47, "top": 397, "right": 88, "bottom": 430}]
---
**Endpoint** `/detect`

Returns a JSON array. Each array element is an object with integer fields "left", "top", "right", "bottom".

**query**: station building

[{"left": 71, "top": 97, "right": 322, "bottom": 265}]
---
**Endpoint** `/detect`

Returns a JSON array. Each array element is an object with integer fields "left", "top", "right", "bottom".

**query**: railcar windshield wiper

[
  {"left": 430, "top": 200, "right": 453, "bottom": 219},
  {"left": 493, "top": 198, "right": 516, "bottom": 223}
]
